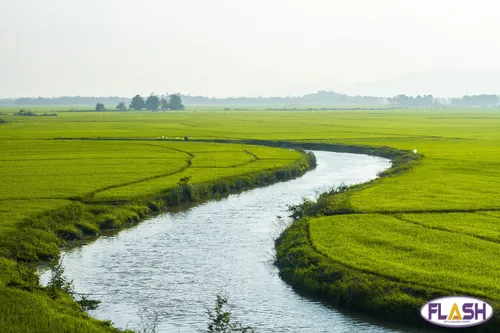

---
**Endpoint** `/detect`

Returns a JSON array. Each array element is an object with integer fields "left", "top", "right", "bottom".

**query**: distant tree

[
  {"left": 160, "top": 97, "right": 169, "bottom": 110},
  {"left": 145, "top": 94, "right": 161, "bottom": 111},
  {"left": 95, "top": 103, "right": 105, "bottom": 111},
  {"left": 169, "top": 94, "right": 184, "bottom": 110},
  {"left": 130, "top": 95, "right": 145, "bottom": 110},
  {"left": 387, "top": 94, "right": 436, "bottom": 107},
  {"left": 116, "top": 102, "right": 127, "bottom": 111},
  {"left": 463, "top": 94, "right": 498, "bottom": 107}
]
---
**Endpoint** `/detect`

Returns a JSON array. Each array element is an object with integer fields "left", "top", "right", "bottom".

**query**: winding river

[{"left": 41, "top": 151, "right": 427, "bottom": 332}]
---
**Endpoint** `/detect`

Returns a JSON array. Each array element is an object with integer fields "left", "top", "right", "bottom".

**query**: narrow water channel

[{"left": 42, "top": 151, "right": 426, "bottom": 332}]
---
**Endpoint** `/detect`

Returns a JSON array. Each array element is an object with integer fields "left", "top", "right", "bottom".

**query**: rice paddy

[{"left": 2, "top": 106, "right": 500, "bottom": 331}]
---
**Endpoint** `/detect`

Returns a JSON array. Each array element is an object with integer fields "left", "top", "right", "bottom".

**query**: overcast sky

[{"left": 1, "top": 0, "right": 500, "bottom": 98}]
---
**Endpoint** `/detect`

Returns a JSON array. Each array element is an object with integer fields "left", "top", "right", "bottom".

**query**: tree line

[
  {"left": 95, "top": 94, "right": 184, "bottom": 111},
  {"left": 387, "top": 94, "right": 438, "bottom": 107},
  {"left": 181, "top": 90, "right": 385, "bottom": 105},
  {"left": 387, "top": 94, "right": 500, "bottom": 108},
  {"left": 450, "top": 94, "right": 499, "bottom": 107},
  {"left": 4, "top": 92, "right": 500, "bottom": 108}
]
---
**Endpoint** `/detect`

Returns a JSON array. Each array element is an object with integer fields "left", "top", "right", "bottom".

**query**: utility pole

[{"left": 205, "top": 78, "right": 208, "bottom": 99}]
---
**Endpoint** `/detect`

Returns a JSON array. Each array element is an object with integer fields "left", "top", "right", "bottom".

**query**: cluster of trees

[
  {"left": 128, "top": 94, "right": 184, "bottom": 111},
  {"left": 387, "top": 94, "right": 438, "bottom": 107},
  {"left": 450, "top": 94, "right": 499, "bottom": 107},
  {"left": 95, "top": 94, "right": 184, "bottom": 111},
  {"left": 387, "top": 94, "right": 500, "bottom": 108}
]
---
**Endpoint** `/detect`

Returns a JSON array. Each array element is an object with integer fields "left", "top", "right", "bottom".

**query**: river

[{"left": 41, "top": 151, "right": 427, "bottom": 332}]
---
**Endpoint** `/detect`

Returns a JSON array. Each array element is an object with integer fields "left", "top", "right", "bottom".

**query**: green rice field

[{"left": 2, "top": 106, "right": 500, "bottom": 331}]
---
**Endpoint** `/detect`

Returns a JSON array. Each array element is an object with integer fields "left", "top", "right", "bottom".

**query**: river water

[{"left": 41, "top": 151, "right": 427, "bottom": 332}]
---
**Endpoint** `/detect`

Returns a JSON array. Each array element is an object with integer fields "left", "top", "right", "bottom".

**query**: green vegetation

[
  {"left": 267, "top": 111, "right": 500, "bottom": 330},
  {"left": 0, "top": 108, "right": 316, "bottom": 332},
  {"left": 128, "top": 93, "right": 183, "bottom": 111},
  {"left": 12, "top": 109, "right": 57, "bottom": 117},
  {"left": 95, "top": 103, "right": 106, "bottom": 111},
  {"left": 129, "top": 95, "right": 145, "bottom": 110},
  {"left": 206, "top": 294, "right": 255, "bottom": 333},
  {"left": 3, "top": 107, "right": 500, "bottom": 331},
  {"left": 116, "top": 102, "right": 127, "bottom": 112},
  {"left": 0, "top": 139, "right": 311, "bottom": 253},
  {"left": 14, "top": 109, "right": 37, "bottom": 116}
]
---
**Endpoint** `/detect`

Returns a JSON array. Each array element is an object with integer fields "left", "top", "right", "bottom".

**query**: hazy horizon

[{"left": 2, "top": 0, "right": 500, "bottom": 98}]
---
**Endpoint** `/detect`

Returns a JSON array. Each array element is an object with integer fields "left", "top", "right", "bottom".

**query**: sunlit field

[{"left": 2, "top": 106, "right": 500, "bottom": 331}]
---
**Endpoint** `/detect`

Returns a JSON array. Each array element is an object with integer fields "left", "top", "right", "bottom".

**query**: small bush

[
  {"left": 46, "top": 261, "right": 74, "bottom": 300},
  {"left": 45, "top": 261, "right": 101, "bottom": 311},
  {"left": 77, "top": 295, "right": 101, "bottom": 311},
  {"left": 14, "top": 109, "right": 37, "bottom": 116},
  {"left": 206, "top": 294, "right": 255, "bottom": 333}
]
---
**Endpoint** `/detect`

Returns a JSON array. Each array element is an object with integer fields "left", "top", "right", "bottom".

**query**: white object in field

[{"left": 414, "top": 149, "right": 418, "bottom": 154}]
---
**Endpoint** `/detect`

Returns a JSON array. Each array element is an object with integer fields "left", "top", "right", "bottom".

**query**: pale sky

[{"left": 1, "top": 0, "right": 500, "bottom": 98}]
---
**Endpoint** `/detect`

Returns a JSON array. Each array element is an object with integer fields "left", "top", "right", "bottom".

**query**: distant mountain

[{"left": 339, "top": 69, "right": 500, "bottom": 97}]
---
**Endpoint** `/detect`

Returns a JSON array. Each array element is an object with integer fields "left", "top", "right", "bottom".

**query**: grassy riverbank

[{"left": 2, "top": 107, "right": 500, "bottom": 331}]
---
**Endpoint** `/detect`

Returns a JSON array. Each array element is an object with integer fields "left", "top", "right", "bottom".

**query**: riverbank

[{"left": 275, "top": 143, "right": 500, "bottom": 332}]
